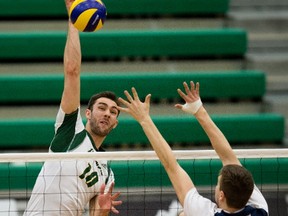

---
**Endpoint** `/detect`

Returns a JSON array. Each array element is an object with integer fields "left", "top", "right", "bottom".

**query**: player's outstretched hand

[
  {"left": 99, "top": 182, "right": 122, "bottom": 214},
  {"left": 117, "top": 87, "right": 151, "bottom": 124},
  {"left": 90, "top": 182, "right": 122, "bottom": 216},
  {"left": 175, "top": 81, "right": 202, "bottom": 115}
]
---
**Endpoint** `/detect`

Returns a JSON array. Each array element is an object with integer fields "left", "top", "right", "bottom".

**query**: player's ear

[
  {"left": 85, "top": 108, "right": 91, "bottom": 120},
  {"left": 219, "top": 190, "right": 225, "bottom": 201}
]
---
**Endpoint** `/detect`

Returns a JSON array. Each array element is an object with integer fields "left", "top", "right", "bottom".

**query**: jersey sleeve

[
  {"left": 247, "top": 185, "right": 269, "bottom": 213},
  {"left": 184, "top": 188, "right": 218, "bottom": 216},
  {"left": 50, "top": 107, "right": 85, "bottom": 152}
]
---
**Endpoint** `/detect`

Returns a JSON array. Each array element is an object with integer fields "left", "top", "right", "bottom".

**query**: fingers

[
  {"left": 124, "top": 87, "right": 141, "bottom": 102},
  {"left": 145, "top": 94, "right": 151, "bottom": 105},
  {"left": 195, "top": 81, "right": 200, "bottom": 96},
  {"left": 107, "top": 182, "right": 121, "bottom": 201},
  {"left": 118, "top": 87, "right": 151, "bottom": 108},
  {"left": 111, "top": 206, "right": 120, "bottom": 214},
  {"left": 177, "top": 88, "right": 188, "bottom": 101},
  {"left": 108, "top": 182, "right": 115, "bottom": 194},
  {"left": 110, "top": 186, "right": 122, "bottom": 214},
  {"left": 177, "top": 81, "right": 200, "bottom": 98},
  {"left": 117, "top": 97, "right": 129, "bottom": 107},
  {"left": 99, "top": 183, "right": 106, "bottom": 194},
  {"left": 124, "top": 90, "right": 133, "bottom": 102},
  {"left": 184, "top": 81, "right": 191, "bottom": 94},
  {"left": 190, "top": 81, "right": 200, "bottom": 96},
  {"left": 120, "top": 87, "right": 138, "bottom": 104},
  {"left": 111, "top": 191, "right": 121, "bottom": 200},
  {"left": 112, "top": 200, "right": 122, "bottom": 206},
  {"left": 131, "top": 87, "right": 139, "bottom": 101},
  {"left": 174, "top": 104, "right": 183, "bottom": 110}
]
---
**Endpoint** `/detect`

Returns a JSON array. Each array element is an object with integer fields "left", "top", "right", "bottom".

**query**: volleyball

[{"left": 69, "top": 0, "right": 107, "bottom": 32}]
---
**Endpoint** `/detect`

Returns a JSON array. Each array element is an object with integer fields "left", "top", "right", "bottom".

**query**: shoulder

[
  {"left": 184, "top": 188, "right": 218, "bottom": 216},
  {"left": 250, "top": 207, "right": 268, "bottom": 216},
  {"left": 55, "top": 107, "right": 80, "bottom": 126},
  {"left": 55, "top": 107, "right": 85, "bottom": 134},
  {"left": 247, "top": 185, "right": 269, "bottom": 213}
]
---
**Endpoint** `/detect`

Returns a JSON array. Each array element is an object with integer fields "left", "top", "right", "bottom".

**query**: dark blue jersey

[{"left": 215, "top": 205, "right": 268, "bottom": 216}]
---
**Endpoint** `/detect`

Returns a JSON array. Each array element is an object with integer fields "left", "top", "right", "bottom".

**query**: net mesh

[{"left": 0, "top": 149, "right": 288, "bottom": 216}]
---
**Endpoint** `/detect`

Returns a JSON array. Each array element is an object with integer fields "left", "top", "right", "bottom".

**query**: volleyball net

[{"left": 1, "top": 149, "right": 288, "bottom": 215}]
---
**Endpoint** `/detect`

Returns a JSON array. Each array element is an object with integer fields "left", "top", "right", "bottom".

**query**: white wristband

[{"left": 182, "top": 99, "right": 202, "bottom": 115}]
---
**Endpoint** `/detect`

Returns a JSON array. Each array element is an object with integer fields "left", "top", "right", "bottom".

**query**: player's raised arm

[
  {"left": 175, "top": 81, "right": 240, "bottom": 166},
  {"left": 61, "top": 0, "right": 82, "bottom": 114},
  {"left": 117, "top": 88, "right": 194, "bottom": 205}
]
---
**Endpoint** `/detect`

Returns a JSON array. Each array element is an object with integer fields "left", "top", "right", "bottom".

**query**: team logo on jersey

[{"left": 79, "top": 163, "right": 99, "bottom": 187}]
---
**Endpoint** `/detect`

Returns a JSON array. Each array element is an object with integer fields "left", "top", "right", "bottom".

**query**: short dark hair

[
  {"left": 219, "top": 164, "right": 254, "bottom": 209},
  {"left": 87, "top": 91, "right": 120, "bottom": 115}
]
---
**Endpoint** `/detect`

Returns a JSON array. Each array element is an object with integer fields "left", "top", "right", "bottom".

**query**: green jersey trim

[{"left": 50, "top": 109, "right": 78, "bottom": 152}]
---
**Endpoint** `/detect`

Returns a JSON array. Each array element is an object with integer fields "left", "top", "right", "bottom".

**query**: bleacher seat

[
  {"left": 0, "top": 0, "right": 230, "bottom": 19},
  {"left": 0, "top": 29, "right": 247, "bottom": 61},
  {"left": 0, "top": 113, "right": 284, "bottom": 150},
  {"left": 0, "top": 71, "right": 265, "bottom": 105}
]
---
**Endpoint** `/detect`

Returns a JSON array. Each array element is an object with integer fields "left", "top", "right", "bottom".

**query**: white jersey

[
  {"left": 183, "top": 185, "right": 268, "bottom": 216},
  {"left": 24, "top": 108, "right": 114, "bottom": 216}
]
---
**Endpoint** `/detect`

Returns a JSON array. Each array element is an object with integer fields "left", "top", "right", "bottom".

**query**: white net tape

[{"left": 1, "top": 148, "right": 288, "bottom": 162}]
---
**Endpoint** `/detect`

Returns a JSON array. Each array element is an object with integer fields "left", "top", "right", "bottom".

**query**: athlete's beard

[{"left": 89, "top": 117, "right": 114, "bottom": 137}]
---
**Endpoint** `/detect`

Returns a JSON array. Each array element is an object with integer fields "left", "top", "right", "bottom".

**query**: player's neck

[
  {"left": 86, "top": 127, "right": 106, "bottom": 150},
  {"left": 92, "top": 134, "right": 105, "bottom": 150}
]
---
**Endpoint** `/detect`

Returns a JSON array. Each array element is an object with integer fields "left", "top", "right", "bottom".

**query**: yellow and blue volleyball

[{"left": 69, "top": 0, "right": 107, "bottom": 32}]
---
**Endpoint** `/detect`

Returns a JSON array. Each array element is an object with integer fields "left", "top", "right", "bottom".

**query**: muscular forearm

[
  {"left": 139, "top": 116, "right": 194, "bottom": 205},
  {"left": 64, "top": 22, "right": 81, "bottom": 75},
  {"left": 194, "top": 106, "right": 240, "bottom": 165},
  {"left": 61, "top": 21, "right": 81, "bottom": 113},
  {"left": 140, "top": 116, "right": 176, "bottom": 169}
]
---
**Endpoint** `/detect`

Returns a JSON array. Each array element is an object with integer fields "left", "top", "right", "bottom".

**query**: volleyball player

[
  {"left": 117, "top": 82, "right": 268, "bottom": 216},
  {"left": 24, "top": 0, "right": 122, "bottom": 215}
]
